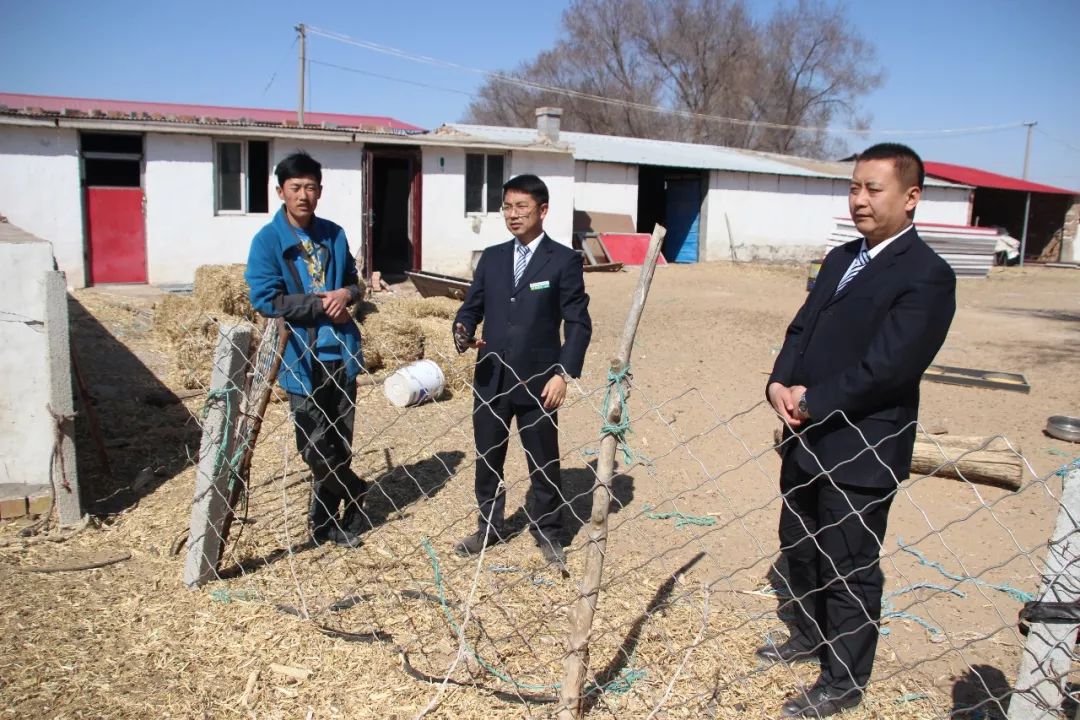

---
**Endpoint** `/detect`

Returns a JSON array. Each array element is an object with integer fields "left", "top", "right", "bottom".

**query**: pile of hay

[
  {"left": 359, "top": 296, "right": 476, "bottom": 393},
  {"left": 359, "top": 314, "right": 425, "bottom": 372},
  {"left": 153, "top": 270, "right": 476, "bottom": 393},
  {"left": 191, "top": 264, "right": 257, "bottom": 321},
  {"left": 153, "top": 266, "right": 256, "bottom": 389}
]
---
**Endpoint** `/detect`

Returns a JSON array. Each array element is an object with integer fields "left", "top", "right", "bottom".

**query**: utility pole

[
  {"left": 296, "top": 23, "right": 306, "bottom": 126},
  {"left": 1019, "top": 121, "right": 1036, "bottom": 266},
  {"left": 1022, "top": 121, "right": 1036, "bottom": 179}
]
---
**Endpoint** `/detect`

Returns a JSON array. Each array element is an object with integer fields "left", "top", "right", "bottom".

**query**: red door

[{"left": 86, "top": 187, "right": 147, "bottom": 284}]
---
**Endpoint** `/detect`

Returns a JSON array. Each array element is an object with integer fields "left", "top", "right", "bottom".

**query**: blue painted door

[{"left": 663, "top": 179, "right": 700, "bottom": 263}]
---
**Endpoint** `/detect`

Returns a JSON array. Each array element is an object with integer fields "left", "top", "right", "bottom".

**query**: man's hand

[
  {"left": 541, "top": 374, "right": 567, "bottom": 410},
  {"left": 789, "top": 384, "right": 809, "bottom": 423},
  {"left": 453, "top": 322, "right": 485, "bottom": 353},
  {"left": 317, "top": 289, "right": 353, "bottom": 324},
  {"left": 767, "top": 381, "right": 802, "bottom": 428}
]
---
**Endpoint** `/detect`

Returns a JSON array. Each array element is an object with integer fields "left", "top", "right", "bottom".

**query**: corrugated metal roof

[
  {"left": 0, "top": 92, "right": 425, "bottom": 134},
  {"left": 445, "top": 124, "right": 966, "bottom": 187},
  {"left": 925, "top": 161, "right": 1077, "bottom": 196},
  {"left": 447, "top": 123, "right": 837, "bottom": 177}
]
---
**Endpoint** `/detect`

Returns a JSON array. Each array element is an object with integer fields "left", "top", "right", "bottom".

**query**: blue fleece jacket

[{"left": 245, "top": 207, "right": 364, "bottom": 395}]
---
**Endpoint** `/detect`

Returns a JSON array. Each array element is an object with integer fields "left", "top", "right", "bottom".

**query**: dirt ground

[{"left": 1, "top": 261, "right": 1077, "bottom": 719}]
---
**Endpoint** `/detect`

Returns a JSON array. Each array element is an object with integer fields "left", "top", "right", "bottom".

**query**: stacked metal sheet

[{"left": 826, "top": 219, "right": 999, "bottom": 278}]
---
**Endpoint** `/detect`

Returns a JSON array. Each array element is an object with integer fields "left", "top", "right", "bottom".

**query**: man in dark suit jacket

[
  {"left": 452, "top": 174, "right": 592, "bottom": 567},
  {"left": 761, "top": 144, "right": 956, "bottom": 718}
]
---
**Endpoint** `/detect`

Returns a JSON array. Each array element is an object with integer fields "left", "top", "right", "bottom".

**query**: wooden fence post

[{"left": 558, "top": 225, "right": 666, "bottom": 719}]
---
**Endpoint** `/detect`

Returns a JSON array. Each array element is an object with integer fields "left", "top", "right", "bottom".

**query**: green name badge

[{"left": 530, "top": 280, "right": 551, "bottom": 291}]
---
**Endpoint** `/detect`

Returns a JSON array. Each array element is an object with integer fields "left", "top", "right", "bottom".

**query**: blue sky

[{"left": 3, "top": 0, "right": 1078, "bottom": 188}]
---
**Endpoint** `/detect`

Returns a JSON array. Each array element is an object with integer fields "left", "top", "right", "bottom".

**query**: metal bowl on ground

[{"left": 1045, "top": 415, "right": 1080, "bottom": 443}]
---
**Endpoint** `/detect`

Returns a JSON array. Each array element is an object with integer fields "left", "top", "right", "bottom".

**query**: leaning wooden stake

[{"left": 558, "top": 224, "right": 666, "bottom": 719}]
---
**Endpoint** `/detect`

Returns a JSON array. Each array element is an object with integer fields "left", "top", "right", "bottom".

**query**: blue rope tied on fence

[
  {"left": 420, "top": 538, "right": 645, "bottom": 694},
  {"left": 1054, "top": 457, "right": 1080, "bottom": 478},
  {"left": 897, "top": 536, "right": 1035, "bottom": 603},
  {"left": 600, "top": 364, "right": 638, "bottom": 466},
  {"left": 201, "top": 383, "right": 246, "bottom": 491},
  {"left": 642, "top": 504, "right": 717, "bottom": 529}
]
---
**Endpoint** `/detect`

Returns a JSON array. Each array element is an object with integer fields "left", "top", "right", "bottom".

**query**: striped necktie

[
  {"left": 834, "top": 247, "right": 870, "bottom": 295},
  {"left": 514, "top": 244, "right": 531, "bottom": 287}
]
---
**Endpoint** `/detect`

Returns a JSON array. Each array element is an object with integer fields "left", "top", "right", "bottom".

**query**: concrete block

[
  {"left": 0, "top": 497, "right": 27, "bottom": 520},
  {"left": 183, "top": 322, "right": 252, "bottom": 588},
  {"left": 27, "top": 493, "right": 52, "bottom": 517},
  {"left": 44, "top": 271, "right": 81, "bottom": 525}
]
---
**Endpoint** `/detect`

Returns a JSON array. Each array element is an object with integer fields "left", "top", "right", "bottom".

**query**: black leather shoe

[
  {"left": 537, "top": 537, "right": 567, "bottom": 566},
  {"left": 312, "top": 524, "right": 364, "bottom": 548},
  {"left": 780, "top": 684, "right": 863, "bottom": 718},
  {"left": 755, "top": 637, "right": 820, "bottom": 666},
  {"left": 453, "top": 529, "right": 506, "bottom": 557}
]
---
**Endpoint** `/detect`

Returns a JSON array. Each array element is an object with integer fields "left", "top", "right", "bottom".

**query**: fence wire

[{"left": 174, "top": 297, "right": 1077, "bottom": 720}]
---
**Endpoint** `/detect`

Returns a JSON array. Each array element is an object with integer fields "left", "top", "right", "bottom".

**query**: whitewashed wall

[
  {"left": 0, "top": 234, "right": 57, "bottom": 485},
  {"left": 0, "top": 126, "right": 84, "bottom": 286},
  {"left": 144, "top": 135, "right": 364, "bottom": 285},
  {"left": 705, "top": 171, "right": 972, "bottom": 262},
  {"left": 420, "top": 147, "right": 575, "bottom": 277},
  {"left": 573, "top": 161, "right": 638, "bottom": 224}
]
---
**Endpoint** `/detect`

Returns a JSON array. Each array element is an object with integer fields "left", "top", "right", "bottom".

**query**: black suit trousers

[
  {"left": 472, "top": 366, "right": 562, "bottom": 543},
  {"left": 778, "top": 458, "right": 895, "bottom": 692}
]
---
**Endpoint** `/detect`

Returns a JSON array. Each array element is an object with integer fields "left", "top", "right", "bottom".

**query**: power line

[
  {"left": 1035, "top": 127, "right": 1080, "bottom": 155},
  {"left": 261, "top": 37, "right": 298, "bottom": 97},
  {"left": 308, "top": 58, "right": 474, "bottom": 97},
  {"left": 304, "top": 24, "right": 1027, "bottom": 138}
]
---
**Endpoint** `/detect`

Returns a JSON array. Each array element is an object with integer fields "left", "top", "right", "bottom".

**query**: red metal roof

[
  {"left": 924, "top": 161, "right": 1076, "bottom": 196},
  {"left": 0, "top": 92, "right": 424, "bottom": 133}
]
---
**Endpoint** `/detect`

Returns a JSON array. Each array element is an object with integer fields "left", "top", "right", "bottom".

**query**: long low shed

[{"left": 827, "top": 219, "right": 999, "bottom": 278}]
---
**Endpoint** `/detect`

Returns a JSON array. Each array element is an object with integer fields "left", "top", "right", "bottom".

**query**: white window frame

[
  {"left": 464, "top": 152, "right": 507, "bottom": 216},
  {"left": 213, "top": 139, "right": 271, "bottom": 215}
]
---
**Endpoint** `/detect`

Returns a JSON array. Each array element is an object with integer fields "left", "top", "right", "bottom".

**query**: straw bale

[
  {"left": 412, "top": 316, "right": 477, "bottom": 394},
  {"left": 385, "top": 296, "right": 461, "bottom": 321},
  {"left": 152, "top": 294, "right": 198, "bottom": 343},
  {"left": 360, "top": 314, "right": 424, "bottom": 372},
  {"left": 192, "top": 263, "right": 257, "bottom": 321}
]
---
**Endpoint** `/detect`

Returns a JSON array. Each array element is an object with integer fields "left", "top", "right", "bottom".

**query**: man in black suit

[
  {"left": 452, "top": 174, "right": 592, "bottom": 567},
  {"left": 760, "top": 144, "right": 956, "bottom": 717}
]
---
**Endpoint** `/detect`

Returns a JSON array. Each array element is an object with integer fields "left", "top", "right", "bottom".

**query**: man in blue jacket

[
  {"left": 452, "top": 174, "right": 592, "bottom": 568},
  {"left": 245, "top": 151, "right": 367, "bottom": 548},
  {"left": 762, "top": 144, "right": 956, "bottom": 717}
]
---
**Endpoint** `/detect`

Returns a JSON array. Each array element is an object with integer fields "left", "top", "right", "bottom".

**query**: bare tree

[{"left": 462, "top": 0, "right": 882, "bottom": 158}]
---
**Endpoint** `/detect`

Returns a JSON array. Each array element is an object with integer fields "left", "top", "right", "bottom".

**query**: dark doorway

[
  {"left": 636, "top": 165, "right": 706, "bottom": 263},
  {"left": 372, "top": 156, "right": 412, "bottom": 277},
  {"left": 363, "top": 146, "right": 422, "bottom": 282}
]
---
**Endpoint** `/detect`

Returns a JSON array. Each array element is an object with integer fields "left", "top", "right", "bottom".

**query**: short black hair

[
  {"left": 275, "top": 151, "right": 322, "bottom": 187},
  {"left": 503, "top": 174, "right": 549, "bottom": 206},
  {"left": 856, "top": 143, "right": 924, "bottom": 190}
]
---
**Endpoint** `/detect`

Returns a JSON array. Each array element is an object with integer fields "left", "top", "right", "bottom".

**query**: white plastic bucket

[{"left": 383, "top": 359, "right": 446, "bottom": 407}]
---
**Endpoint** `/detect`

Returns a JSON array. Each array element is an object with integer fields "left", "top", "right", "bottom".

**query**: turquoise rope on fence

[
  {"left": 642, "top": 504, "right": 717, "bottom": 529},
  {"left": 600, "top": 364, "right": 638, "bottom": 466},
  {"left": 420, "top": 538, "right": 645, "bottom": 695},
  {"left": 201, "top": 383, "right": 246, "bottom": 491},
  {"left": 897, "top": 537, "right": 1035, "bottom": 603},
  {"left": 1055, "top": 457, "right": 1080, "bottom": 478}
]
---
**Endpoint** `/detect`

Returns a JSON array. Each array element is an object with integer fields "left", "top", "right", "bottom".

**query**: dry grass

[
  {"left": 192, "top": 263, "right": 257, "bottom": 322},
  {"left": 359, "top": 314, "right": 425, "bottom": 373},
  {"left": 0, "top": 278, "right": 993, "bottom": 719},
  {"left": 0, "top": 390, "right": 954, "bottom": 719}
]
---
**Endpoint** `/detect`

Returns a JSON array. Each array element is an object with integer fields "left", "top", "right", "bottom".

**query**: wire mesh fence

[{"left": 163, "top": 259, "right": 1079, "bottom": 720}]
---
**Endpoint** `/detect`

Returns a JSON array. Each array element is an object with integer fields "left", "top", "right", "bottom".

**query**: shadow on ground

[{"left": 69, "top": 296, "right": 200, "bottom": 515}]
